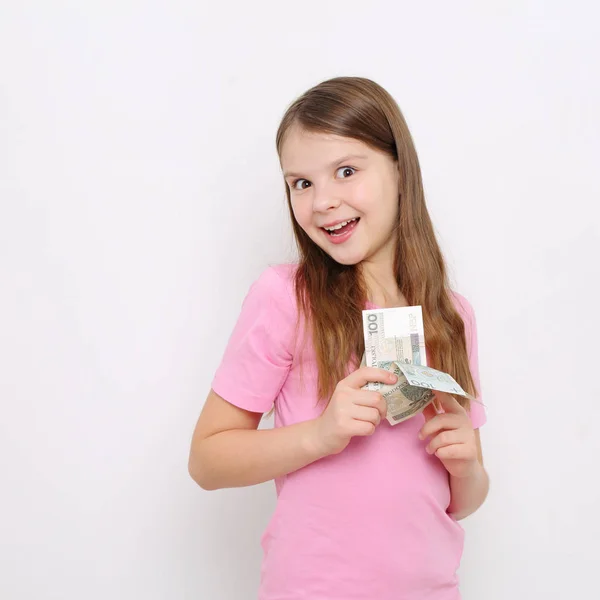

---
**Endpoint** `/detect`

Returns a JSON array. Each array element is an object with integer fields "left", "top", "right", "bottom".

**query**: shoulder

[
  {"left": 448, "top": 289, "right": 478, "bottom": 359},
  {"left": 243, "top": 262, "right": 299, "bottom": 324},
  {"left": 260, "top": 262, "right": 298, "bottom": 290},
  {"left": 448, "top": 289, "right": 475, "bottom": 325},
  {"left": 211, "top": 264, "right": 300, "bottom": 412},
  {"left": 250, "top": 262, "right": 298, "bottom": 304}
]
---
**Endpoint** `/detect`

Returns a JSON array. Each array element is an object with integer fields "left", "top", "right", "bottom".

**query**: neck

[{"left": 360, "top": 260, "right": 406, "bottom": 309}]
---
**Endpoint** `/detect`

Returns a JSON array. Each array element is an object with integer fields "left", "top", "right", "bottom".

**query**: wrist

[
  {"left": 300, "top": 417, "right": 330, "bottom": 462},
  {"left": 448, "top": 460, "right": 489, "bottom": 519},
  {"left": 451, "top": 458, "right": 485, "bottom": 480}
]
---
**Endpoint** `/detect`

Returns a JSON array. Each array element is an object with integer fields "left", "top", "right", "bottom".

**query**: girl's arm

[
  {"left": 188, "top": 389, "right": 326, "bottom": 490},
  {"left": 188, "top": 367, "right": 392, "bottom": 490},
  {"left": 447, "top": 430, "right": 489, "bottom": 520},
  {"left": 420, "top": 395, "right": 489, "bottom": 520}
]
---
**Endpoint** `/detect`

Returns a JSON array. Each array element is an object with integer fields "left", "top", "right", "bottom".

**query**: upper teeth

[{"left": 324, "top": 218, "right": 358, "bottom": 231}]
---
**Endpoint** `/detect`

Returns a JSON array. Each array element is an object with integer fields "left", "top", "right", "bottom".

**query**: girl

[{"left": 189, "top": 76, "right": 489, "bottom": 600}]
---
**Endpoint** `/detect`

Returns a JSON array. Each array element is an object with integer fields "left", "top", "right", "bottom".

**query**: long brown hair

[{"left": 275, "top": 77, "right": 477, "bottom": 409}]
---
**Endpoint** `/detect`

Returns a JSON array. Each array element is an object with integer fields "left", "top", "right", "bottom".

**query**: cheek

[
  {"left": 361, "top": 174, "right": 398, "bottom": 214},
  {"left": 351, "top": 178, "right": 383, "bottom": 213},
  {"left": 290, "top": 198, "right": 310, "bottom": 228}
]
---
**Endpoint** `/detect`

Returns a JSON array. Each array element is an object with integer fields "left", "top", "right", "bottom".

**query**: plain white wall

[{"left": 1, "top": 2, "right": 599, "bottom": 598}]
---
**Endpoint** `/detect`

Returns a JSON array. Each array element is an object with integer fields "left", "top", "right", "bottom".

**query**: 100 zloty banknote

[{"left": 361, "top": 306, "right": 480, "bottom": 424}]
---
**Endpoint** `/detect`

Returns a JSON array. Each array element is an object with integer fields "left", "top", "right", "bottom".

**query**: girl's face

[{"left": 280, "top": 125, "right": 400, "bottom": 268}]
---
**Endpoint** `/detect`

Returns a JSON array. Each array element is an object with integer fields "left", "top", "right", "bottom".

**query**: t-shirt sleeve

[
  {"left": 211, "top": 266, "right": 295, "bottom": 414},
  {"left": 452, "top": 292, "right": 487, "bottom": 429}
]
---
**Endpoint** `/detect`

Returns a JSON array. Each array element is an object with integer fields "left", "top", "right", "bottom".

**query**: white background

[{"left": 1, "top": 2, "right": 599, "bottom": 599}]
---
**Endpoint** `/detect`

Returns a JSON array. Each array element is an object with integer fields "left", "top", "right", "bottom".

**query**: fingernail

[{"left": 389, "top": 373, "right": 397, "bottom": 382}]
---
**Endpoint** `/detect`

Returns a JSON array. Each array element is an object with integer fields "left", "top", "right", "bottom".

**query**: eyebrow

[{"left": 283, "top": 154, "right": 368, "bottom": 179}]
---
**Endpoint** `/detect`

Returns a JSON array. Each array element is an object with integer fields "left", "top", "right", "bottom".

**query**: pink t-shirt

[{"left": 211, "top": 263, "right": 486, "bottom": 600}]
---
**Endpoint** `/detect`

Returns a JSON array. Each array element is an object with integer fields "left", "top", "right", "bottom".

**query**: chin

[
  {"left": 306, "top": 231, "right": 366, "bottom": 266},
  {"left": 326, "top": 249, "right": 366, "bottom": 266}
]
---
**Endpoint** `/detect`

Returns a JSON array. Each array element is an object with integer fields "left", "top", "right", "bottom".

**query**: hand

[
  {"left": 311, "top": 367, "right": 395, "bottom": 457},
  {"left": 419, "top": 391, "right": 479, "bottom": 479}
]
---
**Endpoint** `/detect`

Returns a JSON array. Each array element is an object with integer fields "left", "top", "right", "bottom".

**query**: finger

[
  {"left": 434, "top": 444, "right": 473, "bottom": 461},
  {"left": 422, "top": 402, "right": 438, "bottom": 423},
  {"left": 375, "top": 395, "right": 387, "bottom": 420},
  {"left": 350, "top": 419, "right": 376, "bottom": 437},
  {"left": 353, "top": 390, "right": 384, "bottom": 408},
  {"left": 345, "top": 366, "right": 398, "bottom": 390},
  {"left": 351, "top": 405, "right": 382, "bottom": 427},
  {"left": 435, "top": 391, "right": 466, "bottom": 415},
  {"left": 353, "top": 391, "right": 387, "bottom": 420},
  {"left": 419, "top": 413, "right": 463, "bottom": 440},
  {"left": 426, "top": 429, "right": 465, "bottom": 454}
]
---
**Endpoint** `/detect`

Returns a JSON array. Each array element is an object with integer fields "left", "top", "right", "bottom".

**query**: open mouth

[{"left": 322, "top": 217, "right": 360, "bottom": 238}]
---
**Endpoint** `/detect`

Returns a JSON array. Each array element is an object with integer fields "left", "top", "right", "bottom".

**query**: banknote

[
  {"left": 397, "top": 362, "right": 481, "bottom": 406},
  {"left": 396, "top": 362, "right": 468, "bottom": 397},
  {"left": 362, "top": 306, "right": 427, "bottom": 368},
  {"left": 361, "top": 305, "right": 429, "bottom": 424},
  {"left": 372, "top": 361, "right": 436, "bottom": 425},
  {"left": 361, "top": 358, "right": 479, "bottom": 425}
]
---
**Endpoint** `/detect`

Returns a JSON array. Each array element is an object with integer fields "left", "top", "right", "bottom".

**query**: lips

[
  {"left": 321, "top": 217, "right": 360, "bottom": 244},
  {"left": 321, "top": 217, "right": 359, "bottom": 231}
]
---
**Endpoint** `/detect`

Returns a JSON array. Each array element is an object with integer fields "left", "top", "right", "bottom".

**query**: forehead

[{"left": 280, "top": 126, "right": 372, "bottom": 171}]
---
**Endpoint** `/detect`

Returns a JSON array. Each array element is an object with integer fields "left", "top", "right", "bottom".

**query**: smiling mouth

[{"left": 321, "top": 217, "right": 360, "bottom": 236}]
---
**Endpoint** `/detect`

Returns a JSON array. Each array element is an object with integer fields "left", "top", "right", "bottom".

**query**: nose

[{"left": 312, "top": 182, "right": 342, "bottom": 213}]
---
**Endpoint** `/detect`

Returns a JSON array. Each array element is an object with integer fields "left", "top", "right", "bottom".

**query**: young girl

[{"left": 189, "top": 76, "right": 489, "bottom": 600}]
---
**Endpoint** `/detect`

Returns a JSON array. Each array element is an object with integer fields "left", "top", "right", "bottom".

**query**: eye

[
  {"left": 336, "top": 166, "right": 356, "bottom": 179},
  {"left": 291, "top": 178, "right": 311, "bottom": 191},
  {"left": 289, "top": 166, "right": 356, "bottom": 191}
]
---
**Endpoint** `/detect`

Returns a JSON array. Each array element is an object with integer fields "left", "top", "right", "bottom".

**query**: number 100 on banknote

[{"left": 362, "top": 306, "right": 427, "bottom": 368}]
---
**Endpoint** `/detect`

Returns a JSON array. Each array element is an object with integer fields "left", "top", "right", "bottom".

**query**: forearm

[
  {"left": 448, "top": 461, "right": 489, "bottom": 520},
  {"left": 189, "top": 420, "right": 326, "bottom": 490}
]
